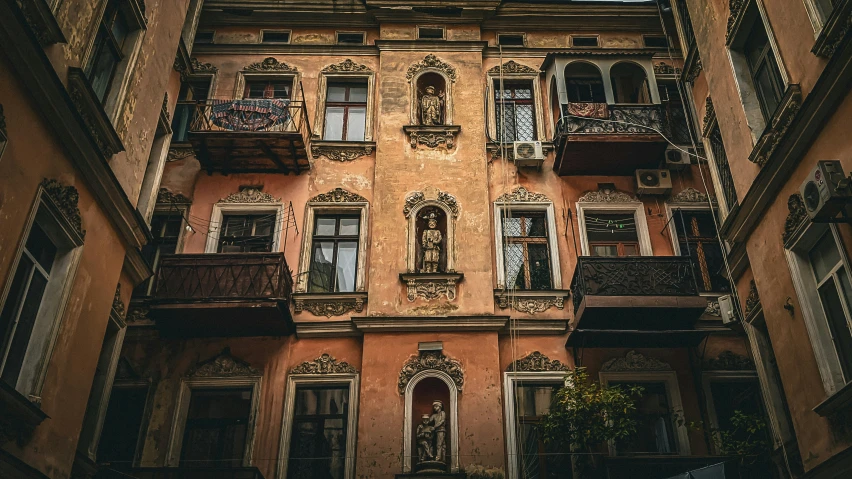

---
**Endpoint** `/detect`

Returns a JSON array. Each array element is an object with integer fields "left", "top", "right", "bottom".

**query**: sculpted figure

[
  {"left": 420, "top": 213, "right": 442, "bottom": 273},
  {"left": 429, "top": 400, "right": 447, "bottom": 462},
  {"left": 416, "top": 414, "right": 434, "bottom": 462},
  {"left": 420, "top": 86, "right": 444, "bottom": 126}
]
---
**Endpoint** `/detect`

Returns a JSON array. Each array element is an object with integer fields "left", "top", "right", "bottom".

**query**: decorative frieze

[
  {"left": 496, "top": 186, "right": 550, "bottom": 203},
  {"left": 294, "top": 293, "right": 366, "bottom": 317},
  {"left": 157, "top": 188, "right": 191, "bottom": 205},
  {"left": 291, "top": 354, "right": 357, "bottom": 374},
  {"left": 403, "top": 189, "right": 459, "bottom": 218},
  {"left": 601, "top": 351, "right": 671, "bottom": 372},
  {"left": 243, "top": 57, "right": 296, "bottom": 72},
  {"left": 578, "top": 187, "right": 636, "bottom": 203},
  {"left": 506, "top": 351, "right": 567, "bottom": 372},
  {"left": 749, "top": 85, "right": 803, "bottom": 167},
  {"left": 653, "top": 62, "right": 681, "bottom": 75},
  {"left": 744, "top": 279, "right": 761, "bottom": 318},
  {"left": 190, "top": 57, "right": 218, "bottom": 74},
  {"left": 403, "top": 125, "right": 461, "bottom": 149},
  {"left": 398, "top": 350, "right": 464, "bottom": 394},
  {"left": 18, "top": 0, "right": 66, "bottom": 46},
  {"left": 40, "top": 179, "right": 85, "bottom": 239},
  {"left": 670, "top": 187, "right": 711, "bottom": 203},
  {"left": 218, "top": 187, "right": 279, "bottom": 204},
  {"left": 402, "top": 273, "right": 462, "bottom": 302},
  {"left": 112, "top": 284, "right": 126, "bottom": 319},
  {"left": 310, "top": 188, "right": 368, "bottom": 203},
  {"left": 783, "top": 193, "right": 807, "bottom": 245},
  {"left": 311, "top": 142, "right": 374, "bottom": 161},
  {"left": 322, "top": 59, "right": 372, "bottom": 73},
  {"left": 705, "top": 350, "right": 755, "bottom": 371},
  {"left": 496, "top": 292, "right": 566, "bottom": 313},
  {"left": 406, "top": 54, "right": 457, "bottom": 83},
  {"left": 488, "top": 61, "right": 538, "bottom": 75},
  {"left": 187, "top": 348, "right": 259, "bottom": 377}
]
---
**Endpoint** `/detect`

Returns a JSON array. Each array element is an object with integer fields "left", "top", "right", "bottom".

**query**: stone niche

[{"left": 403, "top": 54, "right": 461, "bottom": 149}]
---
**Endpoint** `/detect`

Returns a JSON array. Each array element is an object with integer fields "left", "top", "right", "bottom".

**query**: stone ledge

[
  {"left": 0, "top": 381, "right": 47, "bottom": 447},
  {"left": 403, "top": 125, "right": 461, "bottom": 149},
  {"left": 293, "top": 292, "right": 367, "bottom": 317},
  {"left": 494, "top": 289, "right": 570, "bottom": 313},
  {"left": 311, "top": 140, "right": 375, "bottom": 161}
]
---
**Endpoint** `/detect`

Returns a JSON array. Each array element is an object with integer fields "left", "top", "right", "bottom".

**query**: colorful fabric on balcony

[
  {"left": 566, "top": 102, "right": 609, "bottom": 119},
  {"left": 210, "top": 99, "right": 291, "bottom": 131}
]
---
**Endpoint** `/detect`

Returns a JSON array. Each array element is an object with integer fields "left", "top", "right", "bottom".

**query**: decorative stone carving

[
  {"left": 496, "top": 186, "right": 550, "bottom": 203},
  {"left": 291, "top": 353, "right": 357, "bottom": 374},
  {"left": 705, "top": 299, "right": 721, "bottom": 317},
  {"left": 684, "top": 54, "right": 703, "bottom": 83},
  {"left": 18, "top": 0, "right": 67, "bottom": 46},
  {"left": 670, "top": 187, "right": 710, "bottom": 203},
  {"left": 705, "top": 350, "right": 755, "bottom": 371},
  {"left": 812, "top": 8, "right": 852, "bottom": 57},
  {"left": 496, "top": 294, "right": 565, "bottom": 313},
  {"left": 488, "top": 61, "right": 537, "bottom": 75},
  {"left": 40, "top": 179, "right": 85, "bottom": 239},
  {"left": 403, "top": 125, "right": 461, "bottom": 149},
  {"left": 294, "top": 295, "right": 366, "bottom": 317},
  {"left": 219, "top": 187, "right": 279, "bottom": 203},
  {"left": 653, "top": 62, "right": 681, "bottom": 75},
  {"left": 601, "top": 351, "right": 672, "bottom": 372},
  {"left": 702, "top": 97, "right": 716, "bottom": 138},
  {"left": 310, "top": 188, "right": 367, "bottom": 203},
  {"left": 404, "top": 275, "right": 461, "bottom": 302},
  {"left": 112, "top": 284, "right": 126, "bottom": 319},
  {"left": 311, "top": 143, "right": 374, "bottom": 161},
  {"left": 507, "top": 351, "right": 567, "bottom": 372},
  {"left": 404, "top": 189, "right": 459, "bottom": 218},
  {"left": 744, "top": 279, "right": 761, "bottom": 318},
  {"left": 322, "top": 59, "right": 372, "bottom": 73},
  {"left": 399, "top": 350, "right": 464, "bottom": 394},
  {"left": 157, "top": 188, "right": 192, "bottom": 205},
  {"left": 726, "top": 0, "right": 747, "bottom": 44},
  {"left": 783, "top": 193, "right": 807, "bottom": 245},
  {"left": 578, "top": 187, "right": 637, "bottom": 203},
  {"left": 749, "top": 85, "right": 803, "bottom": 167},
  {"left": 167, "top": 146, "right": 194, "bottom": 161},
  {"left": 190, "top": 57, "right": 218, "bottom": 74},
  {"left": 67, "top": 70, "right": 123, "bottom": 158},
  {"left": 187, "top": 348, "right": 259, "bottom": 377},
  {"left": 126, "top": 306, "right": 150, "bottom": 324},
  {"left": 406, "top": 54, "right": 457, "bottom": 83},
  {"left": 420, "top": 213, "right": 443, "bottom": 274},
  {"left": 243, "top": 57, "right": 296, "bottom": 72},
  {"left": 419, "top": 86, "right": 445, "bottom": 126},
  {"left": 161, "top": 93, "right": 170, "bottom": 123}
]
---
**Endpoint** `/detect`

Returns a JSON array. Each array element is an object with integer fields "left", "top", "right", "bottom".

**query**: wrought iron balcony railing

[
  {"left": 189, "top": 99, "right": 312, "bottom": 137},
  {"left": 556, "top": 104, "right": 668, "bottom": 137}
]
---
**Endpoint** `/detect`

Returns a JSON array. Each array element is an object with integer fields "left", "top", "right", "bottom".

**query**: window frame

[
  {"left": 166, "top": 376, "right": 262, "bottom": 467},
  {"left": 497, "top": 33, "right": 526, "bottom": 47},
  {"left": 335, "top": 31, "right": 366, "bottom": 45},
  {"left": 803, "top": 0, "right": 837, "bottom": 34},
  {"left": 277, "top": 372, "right": 359, "bottom": 479},
  {"left": 664, "top": 203, "right": 731, "bottom": 294},
  {"left": 205, "top": 202, "right": 285, "bottom": 253},
  {"left": 217, "top": 213, "right": 278, "bottom": 253},
  {"left": 307, "top": 214, "right": 362, "bottom": 293},
  {"left": 494, "top": 201, "right": 562, "bottom": 290},
  {"left": 701, "top": 370, "right": 763, "bottom": 455},
  {"left": 486, "top": 69, "right": 545, "bottom": 143},
  {"left": 702, "top": 117, "right": 738, "bottom": 219},
  {"left": 235, "top": 71, "right": 298, "bottom": 103},
  {"left": 500, "top": 211, "right": 554, "bottom": 290},
  {"left": 314, "top": 66, "right": 375, "bottom": 142},
  {"left": 95, "top": 378, "right": 154, "bottom": 467},
  {"left": 323, "top": 82, "right": 369, "bottom": 142},
  {"left": 571, "top": 35, "right": 600, "bottom": 48},
  {"left": 576, "top": 201, "right": 653, "bottom": 257},
  {"left": 137, "top": 207, "right": 187, "bottom": 296},
  {"left": 417, "top": 25, "right": 446, "bottom": 40},
  {"left": 171, "top": 73, "right": 216, "bottom": 144},
  {"left": 260, "top": 29, "right": 291, "bottom": 44}
]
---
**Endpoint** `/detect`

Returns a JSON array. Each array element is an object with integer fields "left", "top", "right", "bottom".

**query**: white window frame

[
  {"left": 314, "top": 67, "right": 376, "bottom": 142},
  {"left": 277, "top": 373, "right": 359, "bottom": 479},
  {"left": 487, "top": 71, "right": 546, "bottom": 142},
  {"left": 576, "top": 201, "right": 653, "bottom": 256},
  {"left": 296, "top": 201, "right": 369, "bottom": 293},
  {"left": 503, "top": 371, "right": 566, "bottom": 479},
  {"left": 205, "top": 202, "right": 286, "bottom": 253},
  {"left": 701, "top": 130, "right": 736, "bottom": 220},
  {"left": 701, "top": 370, "right": 761, "bottom": 454},
  {"left": 803, "top": 0, "right": 836, "bottom": 34},
  {"left": 165, "top": 376, "right": 262, "bottom": 467},
  {"left": 785, "top": 222, "right": 852, "bottom": 395},
  {"left": 600, "top": 371, "right": 691, "bottom": 455},
  {"left": 494, "top": 201, "right": 563, "bottom": 289}
]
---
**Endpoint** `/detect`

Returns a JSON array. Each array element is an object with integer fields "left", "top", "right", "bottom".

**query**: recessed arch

[
  {"left": 610, "top": 61, "right": 651, "bottom": 104},
  {"left": 402, "top": 369, "right": 460, "bottom": 473},
  {"left": 564, "top": 61, "right": 606, "bottom": 103},
  {"left": 409, "top": 68, "right": 455, "bottom": 125}
]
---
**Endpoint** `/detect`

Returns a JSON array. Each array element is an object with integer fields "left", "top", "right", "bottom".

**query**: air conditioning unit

[
  {"left": 718, "top": 294, "right": 739, "bottom": 326},
  {"left": 512, "top": 141, "right": 545, "bottom": 168},
  {"left": 665, "top": 146, "right": 692, "bottom": 170},
  {"left": 636, "top": 169, "right": 672, "bottom": 195},
  {"left": 800, "top": 160, "right": 851, "bottom": 221}
]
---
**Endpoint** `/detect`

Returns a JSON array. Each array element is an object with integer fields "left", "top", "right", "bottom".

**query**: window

[
  {"left": 671, "top": 209, "right": 731, "bottom": 293},
  {"left": 0, "top": 223, "right": 57, "bottom": 388},
  {"left": 707, "top": 124, "right": 739, "bottom": 213},
  {"left": 336, "top": 32, "right": 365, "bottom": 45},
  {"left": 571, "top": 36, "right": 599, "bottom": 47},
  {"left": 261, "top": 30, "right": 290, "bottom": 44},
  {"left": 704, "top": 375, "right": 767, "bottom": 451},
  {"left": 744, "top": 24, "right": 784, "bottom": 122},
  {"left": 323, "top": 82, "right": 368, "bottom": 142},
  {"left": 172, "top": 77, "right": 212, "bottom": 143},
  {"left": 807, "top": 231, "right": 852, "bottom": 378},
  {"left": 745, "top": 314, "right": 796, "bottom": 444},
  {"left": 514, "top": 382, "right": 570, "bottom": 478},
  {"left": 194, "top": 30, "right": 215, "bottom": 44},
  {"left": 585, "top": 213, "right": 640, "bottom": 257},
  {"left": 643, "top": 35, "right": 669, "bottom": 48},
  {"left": 417, "top": 27, "right": 445, "bottom": 40},
  {"left": 498, "top": 34, "right": 525, "bottom": 47},
  {"left": 610, "top": 62, "right": 651, "bottom": 104},
  {"left": 808, "top": 0, "right": 837, "bottom": 29},
  {"left": 287, "top": 385, "right": 350, "bottom": 479},
  {"left": 218, "top": 214, "right": 276, "bottom": 253},
  {"left": 96, "top": 384, "right": 149, "bottom": 467},
  {"left": 309, "top": 216, "right": 360, "bottom": 293},
  {"left": 611, "top": 381, "right": 678, "bottom": 454},
  {"left": 495, "top": 80, "right": 536, "bottom": 142},
  {"left": 180, "top": 388, "right": 253, "bottom": 468},
  {"left": 135, "top": 213, "right": 184, "bottom": 296},
  {"left": 244, "top": 80, "right": 291, "bottom": 100},
  {"left": 564, "top": 62, "right": 606, "bottom": 103},
  {"left": 86, "top": 0, "right": 131, "bottom": 103},
  {"left": 502, "top": 212, "right": 552, "bottom": 290}
]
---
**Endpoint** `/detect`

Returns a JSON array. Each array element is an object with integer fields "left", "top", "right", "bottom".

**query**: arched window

[
  {"left": 564, "top": 62, "right": 606, "bottom": 103},
  {"left": 610, "top": 62, "right": 651, "bottom": 104}
]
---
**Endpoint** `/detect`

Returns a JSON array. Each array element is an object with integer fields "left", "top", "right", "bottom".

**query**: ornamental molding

[
  {"left": 601, "top": 351, "right": 672, "bottom": 372},
  {"left": 783, "top": 193, "right": 807, "bottom": 245},
  {"left": 190, "top": 57, "right": 218, "bottom": 74},
  {"left": 167, "top": 146, "right": 194, "bottom": 161},
  {"left": 402, "top": 273, "right": 462, "bottom": 302},
  {"left": 294, "top": 294, "right": 366, "bottom": 317},
  {"left": 157, "top": 188, "right": 192, "bottom": 205},
  {"left": 403, "top": 188, "right": 459, "bottom": 218},
  {"left": 126, "top": 306, "right": 151, "bottom": 324},
  {"left": 310, "top": 188, "right": 367, "bottom": 203},
  {"left": 403, "top": 125, "right": 461, "bottom": 149},
  {"left": 702, "top": 96, "right": 716, "bottom": 137},
  {"left": 749, "top": 85, "right": 802, "bottom": 167},
  {"left": 243, "top": 57, "right": 297, "bottom": 72},
  {"left": 322, "top": 59, "right": 372, "bottom": 73},
  {"left": 744, "top": 279, "right": 761, "bottom": 318},
  {"left": 705, "top": 350, "right": 755, "bottom": 371},
  {"left": 187, "top": 348, "right": 259, "bottom": 377},
  {"left": 311, "top": 142, "right": 374, "bottom": 161},
  {"left": 670, "top": 187, "right": 711, "bottom": 203},
  {"left": 40, "top": 179, "right": 85, "bottom": 239},
  {"left": 725, "top": 0, "right": 747, "bottom": 45},
  {"left": 684, "top": 54, "right": 702, "bottom": 83},
  {"left": 496, "top": 293, "right": 566, "bottom": 313},
  {"left": 704, "top": 299, "right": 721, "bottom": 317},
  {"left": 812, "top": 7, "right": 852, "bottom": 57},
  {"left": 653, "top": 62, "right": 681, "bottom": 75},
  {"left": 112, "top": 284, "right": 126, "bottom": 319},
  {"left": 578, "top": 187, "right": 637, "bottom": 203},
  {"left": 488, "top": 61, "right": 538, "bottom": 75},
  {"left": 507, "top": 351, "right": 567, "bottom": 372},
  {"left": 291, "top": 354, "right": 357, "bottom": 374},
  {"left": 218, "top": 187, "right": 279, "bottom": 204},
  {"left": 406, "top": 54, "right": 457, "bottom": 82},
  {"left": 496, "top": 186, "right": 551, "bottom": 203},
  {"left": 398, "top": 350, "right": 464, "bottom": 394}
]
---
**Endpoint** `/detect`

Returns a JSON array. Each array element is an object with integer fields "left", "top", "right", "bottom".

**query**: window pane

[
  {"left": 809, "top": 232, "right": 842, "bottom": 281},
  {"left": 503, "top": 217, "right": 522, "bottom": 237},
  {"left": 0, "top": 256, "right": 34, "bottom": 367},
  {"left": 324, "top": 107, "right": 345, "bottom": 141},
  {"left": 89, "top": 35, "right": 120, "bottom": 102},
  {"left": 348, "top": 86, "right": 368, "bottom": 103},
  {"left": 338, "top": 218, "right": 359, "bottom": 236},
  {"left": 253, "top": 216, "right": 274, "bottom": 237},
  {"left": 289, "top": 387, "right": 349, "bottom": 479},
  {"left": 294, "top": 387, "right": 349, "bottom": 416},
  {"left": 622, "top": 244, "right": 639, "bottom": 257},
  {"left": 327, "top": 86, "right": 347, "bottom": 103},
  {"left": 309, "top": 242, "right": 336, "bottom": 293},
  {"left": 496, "top": 103, "right": 517, "bottom": 142},
  {"left": 592, "top": 244, "right": 619, "bottom": 257},
  {"left": 516, "top": 384, "right": 559, "bottom": 417},
  {"left": 1, "top": 267, "right": 49, "bottom": 388},
  {"left": 528, "top": 244, "right": 552, "bottom": 290},
  {"left": 526, "top": 215, "right": 547, "bottom": 237},
  {"left": 315, "top": 218, "right": 337, "bottom": 236},
  {"left": 515, "top": 104, "right": 535, "bottom": 141},
  {"left": 336, "top": 242, "right": 358, "bottom": 293},
  {"left": 97, "top": 386, "right": 149, "bottom": 465},
  {"left": 818, "top": 277, "right": 852, "bottom": 379},
  {"left": 612, "top": 382, "right": 677, "bottom": 454},
  {"left": 504, "top": 244, "right": 525, "bottom": 289},
  {"left": 181, "top": 388, "right": 252, "bottom": 468},
  {"left": 26, "top": 223, "right": 57, "bottom": 273},
  {"left": 111, "top": 13, "right": 130, "bottom": 50},
  {"left": 346, "top": 107, "right": 367, "bottom": 142},
  {"left": 709, "top": 380, "right": 765, "bottom": 444}
]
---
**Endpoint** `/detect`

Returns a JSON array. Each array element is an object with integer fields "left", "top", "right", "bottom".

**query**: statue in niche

[
  {"left": 420, "top": 212, "right": 443, "bottom": 273},
  {"left": 416, "top": 414, "right": 434, "bottom": 462},
  {"left": 430, "top": 400, "right": 447, "bottom": 462},
  {"left": 419, "top": 85, "right": 444, "bottom": 126}
]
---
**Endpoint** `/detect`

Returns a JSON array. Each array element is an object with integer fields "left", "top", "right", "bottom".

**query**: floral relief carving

[
  {"left": 406, "top": 277, "right": 459, "bottom": 302},
  {"left": 783, "top": 193, "right": 807, "bottom": 245},
  {"left": 294, "top": 297, "right": 365, "bottom": 317},
  {"left": 744, "top": 279, "right": 761, "bottom": 318},
  {"left": 399, "top": 350, "right": 464, "bottom": 394},
  {"left": 311, "top": 144, "right": 374, "bottom": 161},
  {"left": 601, "top": 351, "right": 671, "bottom": 372},
  {"left": 112, "top": 284, "right": 126, "bottom": 319},
  {"left": 507, "top": 351, "right": 567, "bottom": 372},
  {"left": 406, "top": 54, "right": 457, "bottom": 83},
  {"left": 496, "top": 186, "right": 550, "bottom": 203},
  {"left": 578, "top": 187, "right": 636, "bottom": 203},
  {"left": 157, "top": 188, "right": 192, "bottom": 205},
  {"left": 403, "top": 126, "right": 460, "bottom": 149},
  {"left": 126, "top": 306, "right": 151, "bottom": 324},
  {"left": 187, "top": 348, "right": 259, "bottom": 377},
  {"left": 291, "top": 354, "right": 358, "bottom": 374},
  {"left": 190, "top": 57, "right": 218, "bottom": 74},
  {"left": 403, "top": 189, "right": 459, "bottom": 218},
  {"left": 243, "top": 57, "right": 296, "bottom": 72},
  {"left": 653, "top": 62, "right": 681, "bottom": 75},
  {"left": 219, "top": 187, "right": 279, "bottom": 204},
  {"left": 40, "top": 179, "right": 85, "bottom": 239},
  {"left": 496, "top": 295, "right": 565, "bottom": 313},
  {"left": 322, "top": 59, "right": 372, "bottom": 73},
  {"left": 488, "top": 61, "right": 538, "bottom": 75},
  {"left": 310, "top": 188, "right": 367, "bottom": 203},
  {"left": 705, "top": 350, "right": 755, "bottom": 371},
  {"left": 670, "top": 187, "right": 711, "bottom": 203}
]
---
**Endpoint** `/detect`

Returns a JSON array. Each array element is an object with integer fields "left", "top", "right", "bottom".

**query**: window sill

[
  {"left": 293, "top": 292, "right": 367, "bottom": 318},
  {"left": 310, "top": 140, "right": 375, "bottom": 162},
  {"left": 811, "top": 2, "right": 852, "bottom": 58},
  {"left": 494, "top": 289, "right": 569, "bottom": 313},
  {"left": 18, "top": 0, "right": 66, "bottom": 45},
  {"left": 814, "top": 379, "right": 852, "bottom": 416},
  {"left": 66, "top": 68, "right": 125, "bottom": 158},
  {"left": 400, "top": 272, "right": 463, "bottom": 302},
  {"left": 403, "top": 124, "right": 461, "bottom": 149},
  {"left": 746, "top": 84, "right": 802, "bottom": 167},
  {"left": 0, "top": 380, "right": 48, "bottom": 446}
]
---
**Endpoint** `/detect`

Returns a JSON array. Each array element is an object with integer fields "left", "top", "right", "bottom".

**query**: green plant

[
  {"left": 464, "top": 464, "right": 505, "bottom": 479},
  {"left": 713, "top": 410, "right": 770, "bottom": 458}
]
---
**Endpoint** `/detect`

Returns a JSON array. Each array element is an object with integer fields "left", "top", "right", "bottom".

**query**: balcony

[
  {"left": 186, "top": 99, "right": 311, "bottom": 174},
  {"left": 148, "top": 253, "right": 294, "bottom": 337},
  {"left": 553, "top": 105, "right": 669, "bottom": 176},
  {"left": 568, "top": 257, "right": 710, "bottom": 347},
  {"left": 96, "top": 467, "right": 265, "bottom": 479}
]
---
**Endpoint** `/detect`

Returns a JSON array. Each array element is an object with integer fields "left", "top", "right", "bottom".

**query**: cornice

[
  {"left": 294, "top": 320, "right": 361, "bottom": 338},
  {"left": 375, "top": 40, "right": 487, "bottom": 52},
  {"left": 351, "top": 316, "right": 509, "bottom": 332}
]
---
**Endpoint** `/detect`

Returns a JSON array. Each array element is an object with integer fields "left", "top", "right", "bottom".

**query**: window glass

[
  {"left": 136, "top": 214, "right": 183, "bottom": 296},
  {"left": 346, "top": 108, "right": 367, "bottom": 142},
  {"left": 515, "top": 382, "right": 569, "bottom": 479},
  {"left": 324, "top": 82, "right": 368, "bottom": 142},
  {"left": 218, "top": 214, "right": 276, "bottom": 253},
  {"left": 709, "top": 379, "right": 765, "bottom": 443},
  {"left": 288, "top": 386, "right": 349, "bottom": 479},
  {"left": 181, "top": 388, "right": 252, "bottom": 468},
  {"left": 611, "top": 381, "right": 677, "bottom": 454},
  {"left": 495, "top": 81, "right": 536, "bottom": 142},
  {"left": 245, "top": 81, "right": 291, "bottom": 100},
  {"left": 309, "top": 216, "right": 360, "bottom": 293},
  {"left": 743, "top": 22, "right": 784, "bottom": 121},
  {"left": 502, "top": 212, "right": 552, "bottom": 290},
  {"left": 97, "top": 386, "right": 148, "bottom": 466}
]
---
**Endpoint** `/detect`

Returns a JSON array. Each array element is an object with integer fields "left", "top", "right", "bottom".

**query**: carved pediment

[
  {"left": 705, "top": 351, "right": 755, "bottom": 371},
  {"left": 749, "top": 85, "right": 802, "bottom": 167},
  {"left": 243, "top": 57, "right": 296, "bottom": 72},
  {"left": 190, "top": 57, "right": 218, "bottom": 74},
  {"left": 322, "top": 59, "right": 372, "bottom": 73},
  {"left": 310, "top": 188, "right": 367, "bottom": 203},
  {"left": 601, "top": 351, "right": 671, "bottom": 372},
  {"left": 403, "top": 188, "right": 459, "bottom": 218},
  {"left": 670, "top": 187, "right": 710, "bottom": 203},
  {"left": 406, "top": 54, "right": 457, "bottom": 83},
  {"left": 783, "top": 193, "right": 807, "bottom": 245},
  {"left": 399, "top": 350, "right": 464, "bottom": 394},
  {"left": 507, "top": 351, "right": 567, "bottom": 372},
  {"left": 41, "top": 179, "right": 85, "bottom": 239},
  {"left": 157, "top": 188, "right": 192, "bottom": 205},
  {"left": 578, "top": 187, "right": 636, "bottom": 203},
  {"left": 218, "top": 187, "right": 279, "bottom": 204},
  {"left": 187, "top": 348, "right": 259, "bottom": 377},
  {"left": 496, "top": 186, "right": 550, "bottom": 203},
  {"left": 291, "top": 354, "right": 357, "bottom": 374},
  {"left": 488, "top": 61, "right": 537, "bottom": 75}
]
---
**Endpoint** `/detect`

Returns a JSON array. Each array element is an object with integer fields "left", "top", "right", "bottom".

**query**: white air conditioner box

[
  {"left": 665, "top": 146, "right": 692, "bottom": 171},
  {"left": 513, "top": 141, "right": 545, "bottom": 168},
  {"left": 717, "top": 294, "right": 739, "bottom": 326},
  {"left": 636, "top": 169, "right": 672, "bottom": 195},
  {"left": 800, "top": 160, "right": 851, "bottom": 221}
]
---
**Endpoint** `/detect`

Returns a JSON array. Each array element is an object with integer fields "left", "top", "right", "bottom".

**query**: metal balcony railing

[
  {"left": 188, "top": 98, "right": 312, "bottom": 138},
  {"left": 556, "top": 104, "right": 669, "bottom": 137}
]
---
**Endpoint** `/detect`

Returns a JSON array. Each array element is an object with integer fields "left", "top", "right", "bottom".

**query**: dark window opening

[
  {"left": 611, "top": 381, "right": 678, "bottom": 454},
  {"left": 337, "top": 32, "right": 365, "bottom": 45},
  {"left": 743, "top": 23, "right": 784, "bottom": 122},
  {"left": 564, "top": 62, "right": 606, "bottom": 103},
  {"left": 287, "top": 385, "right": 349, "bottom": 479},
  {"left": 495, "top": 80, "right": 536, "bottom": 142},
  {"left": 644, "top": 35, "right": 669, "bottom": 48},
  {"left": 503, "top": 212, "right": 552, "bottom": 290},
  {"left": 97, "top": 385, "right": 149, "bottom": 467},
  {"left": 610, "top": 62, "right": 651, "bottom": 104},
  {"left": 498, "top": 34, "right": 525, "bottom": 47},
  {"left": 572, "top": 36, "right": 599, "bottom": 48},
  {"left": 195, "top": 30, "right": 215, "bottom": 44},
  {"left": 673, "top": 209, "right": 730, "bottom": 293},
  {"left": 418, "top": 27, "right": 445, "bottom": 40},
  {"left": 309, "top": 216, "right": 360, "bottom": 293},
  {"left": 708, "top": 379, "right": 767, "bottom": 447},
  {"left": 172, "top": 78, "right": 212, "bottom": 142},
  {"left": 180, "top": 388, "right": 253, "bottom": 468},
  {"left": 218, "top": 214, "right": 276, "bottom": 253},
  {"left": 708, "top": 124, "right": 739, "bottom": 210},
  {"left": 86, "top": 0, "right": 131, "bottom": 103},
  {"left": 585, "top": 213, "right": 640, "bottom": 257},
  {"left": 244, "top": 80, "right": 291, "bottom": 100},
  {"left": 324, "top": 82, "right": 368, "bottom": 142},
  {"left": 135, "top": 213, "right": 183, "bottom": 296},
  {"left": 261, "top": 30, "right": 290, "bottom": 44},
  {"left": 515, "top": 382, "right": 570, "bottom": 478}
]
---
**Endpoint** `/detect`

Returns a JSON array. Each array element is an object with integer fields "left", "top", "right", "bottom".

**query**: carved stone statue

[
  {"left": 430, "top": 400, "right": 447, "bottom": 462},
  {"left": 420, "top": 86, "right": 444, "bottom": 126},
  {"left": 416, "top": 414, "right": 434, "bottom": 462},
  {"left": 420, "top": 213, "right": 443, "bottom": 273}
]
